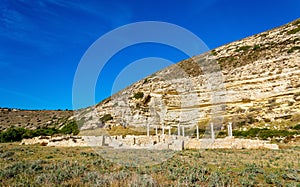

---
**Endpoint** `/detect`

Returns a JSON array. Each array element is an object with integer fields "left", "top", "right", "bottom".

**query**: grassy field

[{"left": 0, "top": 143, "right": 299, "bottom": 186}]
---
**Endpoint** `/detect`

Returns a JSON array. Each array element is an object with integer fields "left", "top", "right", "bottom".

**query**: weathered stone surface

[
  {"left": 21, "top": 135, "right": 279, "bottom": 150},
  {"left": 185, "top": 137, "right": 279, "bottom": 150},
  {"left": 75, "top": 18, "right": 300, "bottom": 134},
  {"left": 20, "top": 136, "right": 87, "bottom": 147}
]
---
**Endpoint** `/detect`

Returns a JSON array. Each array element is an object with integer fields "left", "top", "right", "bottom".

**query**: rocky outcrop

[{"left": 76, "top": 18, "right": 300, "bottom": 134}]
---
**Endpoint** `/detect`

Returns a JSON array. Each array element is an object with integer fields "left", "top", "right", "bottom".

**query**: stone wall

[
  {"left": 185, "top": 137, "right": 279, "bottom": 150},
  {"left": 20, "top": 135, "right": 279, "bottom": 150}
]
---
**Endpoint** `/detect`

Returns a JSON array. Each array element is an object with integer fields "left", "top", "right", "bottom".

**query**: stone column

[
  {"left": 177, "top": 123, "right": 180, "bottom": 137},
  {"left": 210, "top": 123, "right": 215, "bottom": 140},
  {"left": 228, "top": 122, "right": 233, "bottom": 137},
  {"left": 155, "top": 126, "right": 158, "bottom": 135},
  {"left": 196, "top": 125, "right": 199, "bottom": 139},
  {"left": 182, "top": 126, "right": 185, "bottom": 137},
  {"left": 168, "top": 126, "right": 171, "bottom": 135},
  {"left": 101, "top": 135, "right": 105, "bottom": 146}
]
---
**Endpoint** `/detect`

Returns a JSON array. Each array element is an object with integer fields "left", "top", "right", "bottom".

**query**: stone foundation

[
  {"left": 185, "top": 137, "right": 279, "bottom": 149},
  {"left": 20, "top": 135, "right": 279, "bottom": 150}
]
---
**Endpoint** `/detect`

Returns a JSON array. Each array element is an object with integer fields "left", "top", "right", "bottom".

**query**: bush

[
  {"left": 293, "top": 124, "right": 300, "bottom": 130},
  {"left": 217, "top": 131, "right": 227, "bottom": 138},
  {"left": 287, "top": 46, "right": 300, "bottom": 53},
  {"left": 0, "top": 151, "right": 15, "bottom": 158},
  {"left": 0, "top": 128, "right": 26, "bottom": 143},
  {"left": 287, "top": 27, "right": 300, "bottom": 35},
  {"left": 235, "top": 46, "right": 251, "bottom": 52},
  {"left": 133, "top": 92, "right": 144, "bottom": 99},
  {"left": 60, "top": 121, "right": 79, "bottom": 135},
  {"left": 233, "top": 128, "right": 298, "bottom": 140},
  {"left": 268, "top": 98, "right": 276, "bottom": 104},
  {"left": 22, "top": 128, "right": 59, "bottom": 139},
  {"left": 253, "top": 45, "right": 260, "bottom": 50},
  {"left": 99, "top": 114, "right": 113, "bottom": 122},
  {"left": 0, "top": 121, "right": 80, "bottom": 143},
  {"left": 143, "top": 79, "right": 148, "bottom": 84}
]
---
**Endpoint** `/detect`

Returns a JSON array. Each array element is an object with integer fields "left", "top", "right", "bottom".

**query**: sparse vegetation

[
  {"left": 245, "top": 113, "right": 258, "bottom": 124},
  {"left": 60, "top": 121, "right": 79, "bottom": 135},
  {"left": 287, "top": 46, "right": 300, "bottom": 53},
  {"left": 241, "top": 97, "right": 251, "bottom": 103},
  {"left": 107, "top": 126, "right": 151, "bottom": 136},
  {"left": 211, "top": 50, "right": 217, "bottom": 56},
  {"left": 268, "top": 98, "right": 277, "bottom": 108},
  {"left": 293, "top": 124, "right": 300, "bottom": 130},
  {"left": 233, "top": 128, "right": 299, "bottom": 140},
  {"left": 0, "top": 128, "right": 27, "bottom": 143},
  {"left": 99, "top": 114, "right": 113, "bottom": 122},
  {"left": 143, "top": 78, "right": 148, "bottom": 84},
  {"left": 0, "top": 143, "right": 299, "bottom": 186},
  {"left": 0, "top": 108, "right": 73, "bottom": 132},
  {"left": 235, "top": 45, "right": 251, "bottom": 52},
  {"left": 287, "top": 27, "right": 300, "bottom": 35},
  {"left": 235, "top": 107, "right": 246, "bottom": 113},
  {"left": 133, "top": 92, "right": 144, "bottom": 99},
  {"left": 253, "top": 44, "right": 260, "bottom": 50},
  {"left": 0, "top": 121, "right": 79, "bottom": 143}
]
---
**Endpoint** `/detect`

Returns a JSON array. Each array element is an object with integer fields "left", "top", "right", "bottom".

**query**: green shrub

[
  {"left": 100, "top": 114, "right": 113, "bottom": 122},
  {"left": 287, "top": 46, "right": 300, "bottom": 53},
  {"left": 0, "top": 151, "right": 14, "bottom": 158},
  {"left": 293, "top": 124, "right": 300, "bottom": 130},
  {"left": 133, "top": 92, "right": 144, "bottom": 99},
  {"left": 211, "top": 50, "right": 217, "bottom": 56},
  {"left": 0, "top": 128, "right": 26, "bottom": 143},
  {"left": 233, "top": 128, "right": 298, "bottom": 140},
  {"left": 235, "top": 46, "right": 251, "bottom": 52},
  {"left": 60, "top": 121, "right": 79, "bottom": 135},
  {"left": 22, "top": 128, "right": 59, "bottom": 139},
  {"left": 143, "top": 79, "right": 148, "bottom": 84},
  {"left": 287, "top": 27, "right": 300, "bottom": 35},
  {"left": 0, "top": 121, "right": 79, "bottom": 143},
  {"left": 253, "top": 45, "right": 260, "bottom": 50}
]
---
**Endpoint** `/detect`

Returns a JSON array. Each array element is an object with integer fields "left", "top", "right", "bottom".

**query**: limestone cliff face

[{"left": 78, "top": 18, "right": 300, "bottom": 131}]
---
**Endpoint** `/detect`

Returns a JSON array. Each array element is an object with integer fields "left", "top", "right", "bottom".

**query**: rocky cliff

[{"left": 77, "top": 18, "right": 300, "bottom": 134}]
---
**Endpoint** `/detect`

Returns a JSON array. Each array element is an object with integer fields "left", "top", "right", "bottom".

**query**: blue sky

[{"left": 0, "top": 0, "right": 299, "bottom": 110}]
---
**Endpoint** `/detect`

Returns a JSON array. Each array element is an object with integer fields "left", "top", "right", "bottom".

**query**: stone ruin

[{"left": 20, "top": 123, "right": 279, "bottom": 150}]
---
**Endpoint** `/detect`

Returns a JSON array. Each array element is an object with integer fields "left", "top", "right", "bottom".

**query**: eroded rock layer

[{"left": 77, "top": 18, "right": 300, "bottom": 132}]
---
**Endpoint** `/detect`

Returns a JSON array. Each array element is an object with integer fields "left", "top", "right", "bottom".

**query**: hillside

[
  {"left": 77, "top": 18, "right": 300, "bottom": 136},
  {"left": 0, "top": 108, "right": 73, "bottom": 132}
]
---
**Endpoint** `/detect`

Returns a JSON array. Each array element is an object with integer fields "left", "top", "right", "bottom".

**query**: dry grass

[
  {"left": 0, "top": 142, "right": 299, "bottom": 186},
  {"left": 80, "top": 126, "right": 157, "bottom": 136},
  {"left": 0, "top": 109, "right": 72, "bottom": 131}
]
